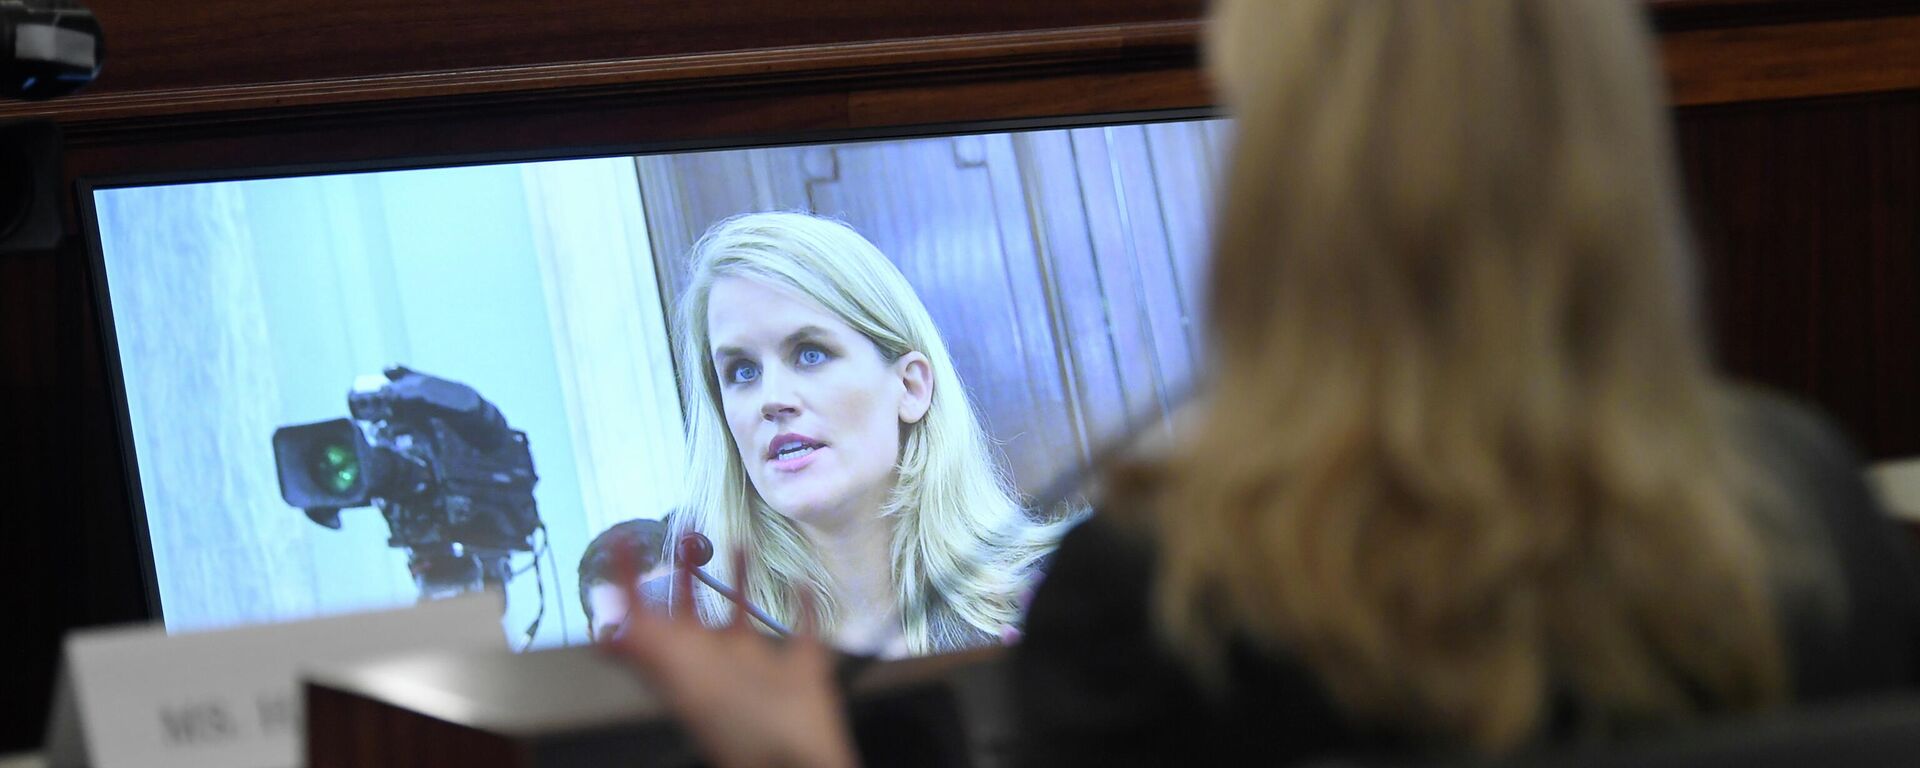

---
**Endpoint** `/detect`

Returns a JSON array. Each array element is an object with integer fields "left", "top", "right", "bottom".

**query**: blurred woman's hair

[
  {"left": 1122, "top": 0, "right": 1837, "bottom": 751},
  {"left": 673, "top": 211, "right": 1055, "bottom": 654}
]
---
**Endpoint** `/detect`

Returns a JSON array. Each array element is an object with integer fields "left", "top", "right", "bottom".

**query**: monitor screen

[{"left": 88, "top": 116, "right": 1228, "bottom": 653}]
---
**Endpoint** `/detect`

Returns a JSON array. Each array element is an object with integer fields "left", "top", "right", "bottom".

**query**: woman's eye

[
  {"left": 726, "top": 361, "right": 760, "bottom": 384},
  {"left": 796, "top": 346, "right": 829, "bottom": 366}
]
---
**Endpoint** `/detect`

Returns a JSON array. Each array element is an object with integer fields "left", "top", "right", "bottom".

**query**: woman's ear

[{"left": 895, "top": 351, "right": 934, "bottom": 424}]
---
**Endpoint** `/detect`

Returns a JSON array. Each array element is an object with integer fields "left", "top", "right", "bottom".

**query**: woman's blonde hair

[
  {"left": 672, "top": 211, "right": 1053, "bottom": 654},
  {"left": 1135, "top": 0, "right": 1810, "bottom": 751}
]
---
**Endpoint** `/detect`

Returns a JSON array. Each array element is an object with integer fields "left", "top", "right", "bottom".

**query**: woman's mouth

[{"left": 766, "top": 433, "right": 827, "bottom": 470}]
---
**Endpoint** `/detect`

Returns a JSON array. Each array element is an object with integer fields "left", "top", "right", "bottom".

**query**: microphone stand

[
  {"left": 676, "top": 533, "right": 791, "bottom": 636},
  {"left": 689, "top": 567, "right": 791, "bottom": 636}
]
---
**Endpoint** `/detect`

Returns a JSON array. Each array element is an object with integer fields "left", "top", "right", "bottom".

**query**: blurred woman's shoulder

[
  {"left": 1010, "top": 502, "right": 1362, "bottom": 766},
  {"left": 1717, "top": 382, "right": 1920, "bottom": 699},
  {"left": 1721, "top": 384, "right": 1868, "bottom": 475}
]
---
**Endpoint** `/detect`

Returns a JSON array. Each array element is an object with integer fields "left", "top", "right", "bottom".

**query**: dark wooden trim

[
  {"left": 4, "top": 4, "right": 1915, "bottom": 150},
  {"left": 47, "top": 68, "right": 1211, "bottom": 190},
  {"left": 8, "top": 2, "right": 1914, "bottom": 129},
  {"left": 68, "top": 0, "right": 1207, "bottom": 97},
  {"left": 1651, "top": 0, "right": 1920, "bottom": 31},
  {"left": 307, "top": 683, "right": 525, "bottom": 768},
  {"left": 1662, "top": 14, "right": 1920, "bottom": 106},
  {"left": 0, "top": 21, "right": 1202, "bottom": 134}
]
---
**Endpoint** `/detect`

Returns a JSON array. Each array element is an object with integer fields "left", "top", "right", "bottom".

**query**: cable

[
  {"left": 511, "top": 547, "right": 540, "bottom": 577},
  {"left": 546, "top": 523, "right": 568, "bottom": 645},
  {"left": 519, "top": 526, "right": 548, "bottom": 652}
]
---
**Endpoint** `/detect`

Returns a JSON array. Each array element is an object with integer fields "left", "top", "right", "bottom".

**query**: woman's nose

[
  {"left": 761, "top": 399, "right": 799, "bottom": 420},
  {"left": 758, "top": 370, "right": 800, "bottom": 420}
]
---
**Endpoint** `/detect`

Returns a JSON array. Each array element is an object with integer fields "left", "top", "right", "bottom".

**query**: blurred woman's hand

[{"left": 600, "top": 548, "right": 858, "bottom": 768}]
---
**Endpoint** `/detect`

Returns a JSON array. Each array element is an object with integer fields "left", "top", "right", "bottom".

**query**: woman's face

[{"left": 706, "top": 276, "right": 932, "bottom": 530}]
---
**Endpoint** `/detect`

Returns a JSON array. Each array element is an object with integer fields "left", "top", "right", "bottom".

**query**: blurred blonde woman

[
  {"left": 668, "top": 211, "right": 1055, "bottom": 658},
  {"left": 607, "top": 2, "right": 1920, "bottom": 766},
  {"left": 1013, "top": 0, "right": 1917, "bottom": 762}
]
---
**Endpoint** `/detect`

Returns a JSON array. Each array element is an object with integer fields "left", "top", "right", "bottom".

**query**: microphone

[{"left": 675, "top": 533, "right": 791, "bottom": 637}]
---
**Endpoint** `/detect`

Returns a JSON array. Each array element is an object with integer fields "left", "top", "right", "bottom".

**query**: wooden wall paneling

[
  {"left": 0, "top": 252, "right": 59, "bottom": 388},
  {"left": 1064, "top": 127, "right": 1163, "bottom": 435},
  {"left": 0, "top": 244, "right": 145, "bottom": 751},
  {"left": 1678, "top": 92, "right": 1920, "bottom": 458},
  {"left": 0, "top": 378, "right": 59, "bottom": 745},
  {"left": 1011, "top": 129, "right": 1132, "bottom": 461},
  {"left": 1858, "top": 93, "right": 1917, "bottom": 458},
  {"left": 1006, "top": 124, "right": 1213, "bottom": 459},
  {"left": 1141, "top": 119, "right": 1228, "bottom": 353},
  {"left": 803, "top": 136, "right": 1089, "bottom": 496},
  {"left": 1059, "top": 127, "right": 1188, "bottom": 444},
  {"left": 0, "top": 251, "right": 63, "bottom": 748},
  {"left": 976, "top": 134, "right": 1105, "bottom": 488},
  {"left": 1099, "top": 124, "right": 1201, "bottom": 409},
  {"left": 633, "top": 156, "right": 699, "bottom": 316}
]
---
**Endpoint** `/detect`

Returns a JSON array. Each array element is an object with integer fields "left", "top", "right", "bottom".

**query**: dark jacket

[{"left": 1011, "top": 390, "right": 1920, "bottom": 766}]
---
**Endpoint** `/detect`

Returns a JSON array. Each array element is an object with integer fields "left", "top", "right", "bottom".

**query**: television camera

[{"left": 272, "top": 367, "right": 547, "bottom": 607}]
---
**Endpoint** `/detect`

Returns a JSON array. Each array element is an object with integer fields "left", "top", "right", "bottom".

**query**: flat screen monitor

[{"left": 85, "top": 114, "right": 1228, "bottom": 653}]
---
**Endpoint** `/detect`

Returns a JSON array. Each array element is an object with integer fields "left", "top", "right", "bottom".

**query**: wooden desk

[{"left": 305, "top": 645, "right": 1004, "bottom": 768}]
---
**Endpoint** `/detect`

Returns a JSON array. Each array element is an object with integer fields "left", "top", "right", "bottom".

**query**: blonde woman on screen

[{"left": 668, "top": 211, "right": 1054, "bottom": 658}]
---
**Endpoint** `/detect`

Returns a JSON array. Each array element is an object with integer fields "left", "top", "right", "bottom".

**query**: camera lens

[{"left": 309, "top": 442, "right": 361, "bottom": 495}]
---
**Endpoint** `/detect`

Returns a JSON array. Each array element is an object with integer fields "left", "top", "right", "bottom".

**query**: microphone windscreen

[{"left": 676, "top": 532, "right": 715, "bottom": 567}]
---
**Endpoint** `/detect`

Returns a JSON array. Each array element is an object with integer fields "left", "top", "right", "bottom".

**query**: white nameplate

[
  {"left": 47, "top": 594, "right": 507, "bottom": 768},
  {"left": 1869, "top": 457, "right": 1920, "bottom": 523}
]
